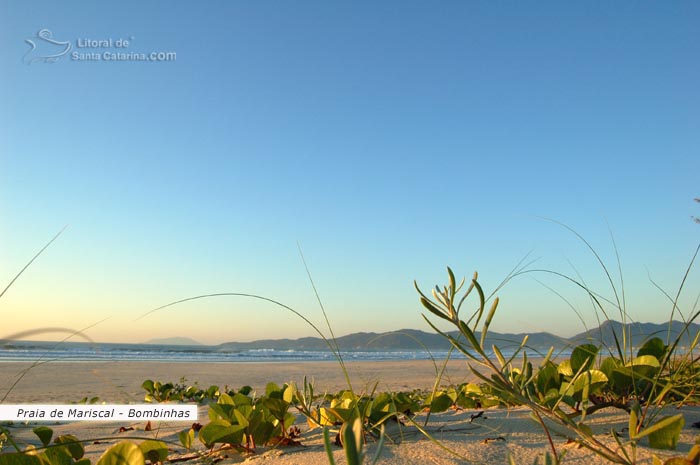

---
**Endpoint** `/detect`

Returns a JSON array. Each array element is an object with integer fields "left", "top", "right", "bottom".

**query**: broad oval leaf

[
  {"left": 571, "top": 370, "right": 608, "bottom": 400},
  {"left": 640, "top": 415, "right": 685, "bottom": 450},
  {"left": 429, "top": 393, "right": 453, "bottom": 413},
  {"left": 371, "top": 392, "right": 393, "bottom": 412},
  {"left": 626, "top": 355, "right": 661, "bottom": 369},
  {"left": 283, "top": 384, "right": 294, "bottom": 404},
  {"left": 637, "top": 337, "right": 666, "bottom": 359},
  {"left": 536, "top": 362, "right": 560, "bottom": 394},
  {"left": 43, "top": 445, "right": 74, "bottom": 465},
  {"left": 263, "top": 398, "right": 291, "bottom": 421},
  {"left": 138, "top": 440, "right": 168, "bottom": 463},
  {"left": 32, "top": 426, "right": 53, "bottom": 447},
  {"left": 208, "top": 402, "right": 235, "bottom": 422},
  {"left": 233, "top": 408, "right": 250, "bottom": 427},
  {"left": 265, "top": 382, "right": 282, "bottom": 398},
  {"left": 55, "top": 435, "right": 84, "bottom": 460},
  {"left": 557, "top": 360, "right": 573, "bottom": 377},
  {"left": 464, "top": 383, "right": 483, "bottom": 394},
  {"left": 599, "top": 357, "right": 622, "bottom": 382},
  {"left": 178, "top": 429, "right": 194, "bottom": 450},
  {"left": 571, "top": 344, "right": 599, "bottom": 373},
  {"left": 232, "top": 393, "right": 252, "bottom": 408},
  {"left": 96, "top": 441, "right": 145, "bottom": 465},
  {"left": 315, "top": 407, "right": 336, "bottom": 426},
  {"left": 198, "top": 420, "right": 245, "bottom": 447},
  {"left": 250, "top": 420, "right": 275, "bottom": 445}
]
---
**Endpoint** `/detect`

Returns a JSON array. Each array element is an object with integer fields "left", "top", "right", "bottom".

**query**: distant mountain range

[
  {"left": 568, "top": 320, "right": 700, "bottom": 348},
  {"left": 216, "top": 320, "right": 700, "bottom": 352},
  {"left": 3, "top": 322, "right": 698, "bottom": 362}
]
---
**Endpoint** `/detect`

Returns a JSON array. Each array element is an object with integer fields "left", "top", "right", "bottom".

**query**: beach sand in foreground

[
  {"left": 4, "top": 360, "right": 700, "bottom": 464},
  {"left": 0, "top": 360, "right": 475, "bottom": 403}
]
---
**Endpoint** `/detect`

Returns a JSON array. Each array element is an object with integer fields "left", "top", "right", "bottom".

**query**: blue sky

[{"left": 1, "top": 1, "right": 698, "bottom": 344}]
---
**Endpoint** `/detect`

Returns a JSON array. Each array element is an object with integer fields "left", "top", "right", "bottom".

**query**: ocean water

[{"left": 0, "top": 341, "right": 479, "bottom": 363}]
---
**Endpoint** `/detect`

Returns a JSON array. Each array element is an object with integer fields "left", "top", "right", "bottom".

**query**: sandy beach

[
  {"left": 0, "top": 360, "right": 475, "bottom": 404},
  {"left": 3, "top": 360, "right": 700, "bottom": 464}
]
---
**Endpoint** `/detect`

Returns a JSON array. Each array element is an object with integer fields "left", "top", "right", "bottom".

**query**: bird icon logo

[{"left": 24, "top": 29, "right": 72, "bottom": 64}]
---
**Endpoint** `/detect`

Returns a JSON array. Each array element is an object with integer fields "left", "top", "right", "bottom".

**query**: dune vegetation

[{"left": 2, "top": 224, "right": 700, "bottom": 465}]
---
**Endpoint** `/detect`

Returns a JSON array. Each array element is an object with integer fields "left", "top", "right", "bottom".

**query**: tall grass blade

[
  {"left": 137, "top": 293, "right": 353, "bottom": 390},
  {"left": 1, "top": 320, "right": 109, "bottom": 403},
  {"left": 0, "top": 226, "right": 67, "bottom": 301},
  {"left": 297, "top": 243, "right": 352, "bottom": 390}
]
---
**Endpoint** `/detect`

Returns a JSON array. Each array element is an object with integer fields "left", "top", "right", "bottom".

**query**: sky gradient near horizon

[{"left": 1, "top": 1, "right": 699, "bottom": 344}]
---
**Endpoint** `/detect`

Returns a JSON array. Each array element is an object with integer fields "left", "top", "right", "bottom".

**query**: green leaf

[
  {"left": 371, "top": 392, "right": 393, "bottom": 413},
  {"left": 0, "top": 454, "right": 43, "bottom": 465},
  {"left": 455, "top": 394, "right": 477, "bottom": 409},
  {"left": 341, "top": 419, "right": 364, "bottom": 465},
  {"left": 629, "top": 404, "right": 639, "bottom": 438},
  {"left": 283, "top": 412, "right": 297, "bottom": 430},
  {"left": 599, "top": 357, "right": 621, "bottom": 383},
  {"left": 231, "top": 393, "right": 252, "bottom": 407},
  {"left": 638, "top": 415, "right": 685, "bottom": 450},
  {"left": 283, "top": 384, "right": 294, "bottom": 404},
  {"left": 138, "top": 440, "right": 168, "bottom": 464},
  {"left": 208, "top": 402, "right": 236, "bottom": 422},
  {"left": 686, "top": 444, "right": 700, "bottom": 464},
  {"left": 429, "top": 393, "right": 453, "bottom": 413},
  {"left": 265, "top": 382, "right": 281, "bottom": 398},
  {"left": 536, "top": 362, "right": 560, "bottom": 394},
  {"left": 249, "top": 411, "right": 275, "bottom": 445},
  {"left": 611, "top": 355, "right": 661, "bottom": 388},
  {"left": 198, "top": 420, "right": 245, "bottom": 447},
  {"left": 447, "top": 267, "right": 456, "bottom": 294},
  {"left": 96, "top": 441, "right": 145, "bottom": 465},
  {"left": 32, "top": 427, "right": 53, "bottom": 447},
  {"left": 458, "top": 320, "right": 483, "bottom": 356},
  {"left": 238, "top": 385, "right": 252, "bottom": 396},
  {"left": 571, "top": 344, "right": 598, "bottom": 373},
  {"left": 419, "top": 296, "right": 450, "bottom": 322},
  {"left": 43, "top": 446, "right": 73, "bottom": 465},
  {"left": 480, "top": 297, "right": 499, "bottom": 347},
  {"left": 141, "top": 380, "right": 154, "bottom": 392},
  {"left": 178, "top": 429, "right": 194, "bottom": 450},
  {"left": 471, "top": 279, "right": 487, "bottom": 328},
  {"left": 557, "top": 360, "right": 573, "bottom": 377},
  {"left": 54, "top": 435, "right": 84, "bottom": 460},
  {"left": 232, "top": 409, "right": 250, "bottom": 427},
  {"left": 263, "top": 398, "right": 290, "bottom": 421},
  {"left": 627, "top": 355, "right": 661, "bottom": 369},
  {"left": 571, "top": 370, "right": 608, "bottom": 399},
  {"left": 322, "top": 427, "right": 336, "bottom": 465},
  {"left": 637, "top": 337, "right": 667, "bottom": 359},
  {"left": 392, "top": 392, "right": 419, "bottom": 413}
]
